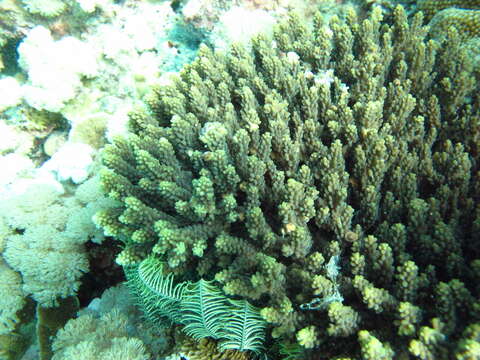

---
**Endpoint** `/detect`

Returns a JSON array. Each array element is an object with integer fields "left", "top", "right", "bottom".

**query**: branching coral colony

[{"left": 95, "top": 5, "right": 480, "bottom": 359}]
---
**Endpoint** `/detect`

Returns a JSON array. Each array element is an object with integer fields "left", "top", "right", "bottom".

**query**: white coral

[
  {"left": 0, "top": 178, "right": 116, "bottom": 306},
  {"left": 211, "top": 7, "right": 276, "bottom": 50},
  {"left": 52, "top": 311, "right": 150, "bottom": 360},
  {"left": 3, "top": 224, "right": 89, "bottom": 306},
  {"left": 0, "top": 77, "right": 23, "bottom": 111},
  {"left": 22, "top": 0, "right": 68, "bottom": 17},
  {"left": 76, "top": 0, "right": 109, "bottom": 13},
  {"left": 41, "top": 142, "right": 95, "bottom": 184},
  {"left": 18, "top": 26, "right": 99, "bottom": 112}
]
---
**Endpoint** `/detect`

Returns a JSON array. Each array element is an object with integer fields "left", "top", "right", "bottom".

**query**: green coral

[
  {"left": 456, "top": 323, "right": 480, "bottom": 359},
  {"left": 395, "top": 302, "right": 422, "bottom": 337},
  {"left": 296, "top": 326, "right": 318, "bottom": 349},
  {"left": 408, "top": 318, "right": 447, "bottom": 360},
  {"left": 358, "top": 330, "right": 394, "bottom": 360},
  {"left": 326, "top": 302, "right": 359, "bottom": 337},
  {"left": 96, "top": 4, "right": 480, "bottom": 358}
]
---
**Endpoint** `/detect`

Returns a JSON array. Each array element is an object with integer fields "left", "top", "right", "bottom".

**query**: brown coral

[
  {"left": 175, "top": 332, "right": 252, "bottom": 360},
  {"left": 416, "top": 0, "right": 480, "bottom": 39},
  {"left": 429, "top": 8, "right": 480, "bottom": 38},
  {"left": 417, "top": 0, "right": 480, "bottom": 20}
]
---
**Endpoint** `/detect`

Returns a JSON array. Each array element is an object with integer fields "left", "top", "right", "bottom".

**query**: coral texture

[
  {"left": 417, "top": 0, "right": 480, "bottom": 39},
  {"left": 175, "top": 335, "right": 253, "bottom": 360},
  {"left": 0, "top": 260, "right": 25, "bottom": 335},
  {"left": 428, "top": 8, "right": 480, "bottom": 38},
  {"left": 1, "top": 176, "right": 117, "bottom": 306},
  {"left": 1, "top": 183, "right": 88, "bottom": 306},
  {"left": 96, "top": 5, "right": 480, "bottom": 358},
  {"left": 18, "top": 26, "right": 99, "bottom": 112},
  {"left": 52, "top": 310, "right": 150, "bottom": 360},
  {"left": 417, "top": 0, "right": 480, "bottom": 20}
]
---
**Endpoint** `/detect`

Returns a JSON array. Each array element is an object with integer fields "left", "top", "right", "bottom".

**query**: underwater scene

[{"left": 0, "top": 0, "right": 479, "bottom": 359}]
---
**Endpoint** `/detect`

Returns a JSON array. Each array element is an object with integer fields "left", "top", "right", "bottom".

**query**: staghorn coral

[
  {"left": 455, "top": 323, "right": 480, "bottom": 359},
  {"left": 358, "top": 330, "right": 394, "bottom": 360},
  {"left": 96, "top": 5, "right": 480, "bottom": 358}
]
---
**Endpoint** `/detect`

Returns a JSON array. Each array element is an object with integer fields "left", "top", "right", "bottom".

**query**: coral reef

[{"left": 94, "top": 4, "right": 479, "bottom": 359}]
